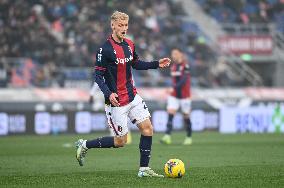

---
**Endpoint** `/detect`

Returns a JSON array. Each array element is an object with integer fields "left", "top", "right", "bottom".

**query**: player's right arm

[
  {"left": 94, "top": 47, "right": 112, "bottom": 100},
  {"left": 94, "top": 47, "right": 120, "bottom": 107}
]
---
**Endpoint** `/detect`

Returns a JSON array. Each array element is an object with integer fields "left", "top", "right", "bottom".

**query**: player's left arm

[{"left": 131, "top": 45, "right": 170, "bottom": 70}]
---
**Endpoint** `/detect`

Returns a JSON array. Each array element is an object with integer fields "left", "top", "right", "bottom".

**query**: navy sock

[
  {"left": 139, "top": 135, "right": 152, "bottom": 167},
  {"left": 165, "top": 114, "right": 174, "bottom": 135},
  {"left": 86, "top": 136, "right": 114, "bottom": 149},
  {"left": 184, "top": 118, "right": 192, "bottom": 137}
]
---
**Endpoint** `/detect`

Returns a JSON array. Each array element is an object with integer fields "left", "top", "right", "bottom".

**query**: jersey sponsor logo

[{"left": 115, "top": 55, "right": 133, "bottom": 65}]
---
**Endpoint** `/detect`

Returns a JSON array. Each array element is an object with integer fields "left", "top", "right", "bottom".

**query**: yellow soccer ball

[{"left": 164, "top": 159, "right": 185, "bottom": 178}]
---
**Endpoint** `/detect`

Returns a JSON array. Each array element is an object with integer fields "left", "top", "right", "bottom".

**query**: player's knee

[
  {"left": 167, "top": 109, "right": 176, "bottom": 114},
  {"left": 141, "top": 124, "right": 153, "bottom": 136},
  {"left": 183, "top": 113, "right": 189, "bottom": 119},
  {"left": 138, "top": 119, "right": 153, "bottom": 136},
  {"left": 114, "top": 135, "right": 127, "bottom": 147},
  {"left": 143, "top": 128, "right": 153, "bottom": 136}
]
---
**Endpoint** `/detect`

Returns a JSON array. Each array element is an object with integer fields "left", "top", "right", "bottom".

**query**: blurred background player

[
  {"left": 75, "top": 11, "right": 171, "bottom": 177},
  {"left": 160, "top": 48, "right": 192, "bottom": 145}
]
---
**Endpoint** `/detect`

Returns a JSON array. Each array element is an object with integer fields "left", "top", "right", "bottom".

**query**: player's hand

[
  {"left": 166, "top": 88, "right": 173, "bottom": 95},
  {"left": 109, "top": 93, "right": 120, "bottom": 107},
  {"left": 158, "top": 58, "right": 171, "bottom": 68}
]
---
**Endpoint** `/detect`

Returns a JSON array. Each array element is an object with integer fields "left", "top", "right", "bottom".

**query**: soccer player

[
  {"left": 75, "top": 11, "right": 171, "bottom": 177},
  {"left": 160, "top": 48, "right": 193, "bottom": 145}
]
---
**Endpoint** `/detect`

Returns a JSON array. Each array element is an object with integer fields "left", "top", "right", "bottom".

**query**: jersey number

[{"left": 98, "top": 48, "right": 103, "bottom": 62}]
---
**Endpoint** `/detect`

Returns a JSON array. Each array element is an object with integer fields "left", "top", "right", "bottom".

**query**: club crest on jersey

[{"left": 116, "top": 55, "right": 133, "bottom": 64}]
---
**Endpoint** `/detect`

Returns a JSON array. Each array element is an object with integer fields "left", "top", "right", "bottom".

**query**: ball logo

[{"left": 167, "top": 161, "right": 177, "bottom": 174}]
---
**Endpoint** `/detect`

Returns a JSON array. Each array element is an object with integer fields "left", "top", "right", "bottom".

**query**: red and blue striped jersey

[
  {"left": 94, "top": 36, "right": 159, "bottom": 106},
  {"left": 170, "top": 61, "right": 191, "bottom": 99}
]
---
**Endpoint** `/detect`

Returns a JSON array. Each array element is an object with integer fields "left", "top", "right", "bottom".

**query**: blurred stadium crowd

[
  {"left": 197, "top": 0, "right": 284, "bottom": 32},
  {"left": 0, "top": 0, "right": 283, "bottom": 88}
]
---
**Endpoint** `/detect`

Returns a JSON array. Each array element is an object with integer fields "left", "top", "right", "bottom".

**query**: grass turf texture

[{"left": 0, "top": 132, "right": 284, "bottom": 187}]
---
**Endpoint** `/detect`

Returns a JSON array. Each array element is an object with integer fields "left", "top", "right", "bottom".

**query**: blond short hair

[{"left": 111, "top": 11, "right": 129, "bottom": 22}]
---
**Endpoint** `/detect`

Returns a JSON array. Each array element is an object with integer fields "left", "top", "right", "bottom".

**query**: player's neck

[
  {"left": 177, "top": 59, "right": 184, "bottom": 64},
  {"left": 112, "top": 34, "right": 123, "bottom": 43}
]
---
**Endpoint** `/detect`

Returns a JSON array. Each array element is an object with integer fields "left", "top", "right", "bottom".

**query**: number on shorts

[{"left": 142, "top": 100, "right": 148, "bottom": 110}]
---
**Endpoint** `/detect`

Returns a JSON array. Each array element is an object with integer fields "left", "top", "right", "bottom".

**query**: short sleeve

[{"left": 184, "top": 63, "right": 190, "bottom": 74}]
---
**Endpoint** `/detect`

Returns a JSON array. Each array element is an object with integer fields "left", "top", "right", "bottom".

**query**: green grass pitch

[{"left": 0, "top": 132, "right": 284, "bottom": 187}]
